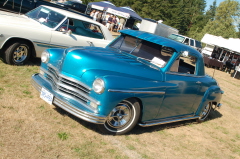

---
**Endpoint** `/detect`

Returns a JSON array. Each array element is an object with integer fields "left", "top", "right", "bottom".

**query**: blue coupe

[{"left": 32, "top": 30, "right": 223, "bottom": 135}]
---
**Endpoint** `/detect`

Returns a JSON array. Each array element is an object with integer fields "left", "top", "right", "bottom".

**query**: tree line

[{"left": 82, "top": 0, "right": 240, "bottom": 41}]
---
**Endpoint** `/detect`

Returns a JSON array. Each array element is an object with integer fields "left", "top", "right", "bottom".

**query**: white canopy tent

[{"left": 201, "top": 34, "right": 240, "bottom": 55}]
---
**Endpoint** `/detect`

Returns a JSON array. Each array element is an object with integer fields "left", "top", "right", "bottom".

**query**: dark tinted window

[
  {"left": 195, "top": 41, "right": 202, "bottom": 48},
  {"left": 190, "top": 39, "right": 194, "bottom": 46}
]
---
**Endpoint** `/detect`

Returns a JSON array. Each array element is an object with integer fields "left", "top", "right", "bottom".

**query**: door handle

[{"left": 196, "top": 81, "right": 201, "bottom": 84}]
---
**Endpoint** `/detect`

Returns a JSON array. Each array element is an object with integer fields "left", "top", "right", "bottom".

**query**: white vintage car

[{"left": 0, "top": 5, "right": 114, "bottom": 65}]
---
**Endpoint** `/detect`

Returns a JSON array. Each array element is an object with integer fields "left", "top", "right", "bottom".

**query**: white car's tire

[{"left": 4, "top": 41, "right": 31, "bottom": 65}]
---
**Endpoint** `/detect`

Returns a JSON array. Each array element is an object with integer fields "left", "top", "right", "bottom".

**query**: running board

[{"left": 139, "top": 116, "right": 200, "bottom": 127}]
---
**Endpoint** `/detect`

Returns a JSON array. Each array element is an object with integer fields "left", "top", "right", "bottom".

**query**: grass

[{"left": 0, "top": 59, "right": 240, "bottom": 159}]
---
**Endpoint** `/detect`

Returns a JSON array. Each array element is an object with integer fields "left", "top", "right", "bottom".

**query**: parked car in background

[
  {"left": 32, "top": 29, "right": 223, "bottom": 135},
  {"left": 0, "top": 0, "right": 90, "bottom": 18},
  {"left": 57, "top": 1, "right": 87, "bottom": 13},
  {"left": 0, "top": 0, "right": 67, "bottom": 14},
  {"left": 168, "top": 34, "right": 202, "bottom": 52},
  {"left": 0, "top": 5, "right": 113, "bottom": 65}
]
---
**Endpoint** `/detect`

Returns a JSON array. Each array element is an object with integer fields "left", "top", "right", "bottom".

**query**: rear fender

[{"left": 196, "top": 85, "right": 223, "bottom": 116}]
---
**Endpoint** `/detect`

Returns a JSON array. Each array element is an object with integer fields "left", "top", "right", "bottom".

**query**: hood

[
  {"left": 0, "top": 12, "right": 48, "bottom": 30},
  {"left": 59, "top": 47, "right": 163, "bottom": 81}
]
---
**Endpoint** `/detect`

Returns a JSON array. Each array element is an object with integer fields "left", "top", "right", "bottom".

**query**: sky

[{"left": 205, "top": 0, "right": 240, "bottom": 11}]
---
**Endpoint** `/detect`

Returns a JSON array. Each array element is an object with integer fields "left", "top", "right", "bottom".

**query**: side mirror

[
  {"left": 67, "top": 30, "right": 72, "bottom": 35},
  {"left": 63, "top": 30, "right": 72, "bottom": 35}
]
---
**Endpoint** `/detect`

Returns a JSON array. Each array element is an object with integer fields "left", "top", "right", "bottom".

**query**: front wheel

[
  {"left": 98, "top": 98, "right": 140, "bottom": 135},
  {"left": 197, "top": 102, "right": 212, "bottom": 123},
  {"left": 4, "top": 41, "right": 31, "bottom": 65}
]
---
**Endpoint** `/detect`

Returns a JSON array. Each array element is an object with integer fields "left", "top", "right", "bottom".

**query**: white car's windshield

[
  {"left": 168, "top": 34, "right": 185, "bottom": 43},
  {"left": 109, "top": 35, "right": 175, "bottom": 68},
  {"left": 26, "top": 6, "right": 65, "bottom": 28}
]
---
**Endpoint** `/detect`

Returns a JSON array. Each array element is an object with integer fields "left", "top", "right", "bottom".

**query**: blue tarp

[
  {"left": 119, "top": 6, "right": 142, "bottom": 21},
  {"left": 88, "top": 1, "right": 116, "bottom": 10},
  {"left": 88, "top": 1, "right": 142, "bottom": 21}
]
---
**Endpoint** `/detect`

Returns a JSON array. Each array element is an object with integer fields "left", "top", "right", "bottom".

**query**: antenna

[
  {"left": 19, "top": 0, "right": 23, "bottom": 14},
  {"left": 3, "top": 0, "right": 9, "bottom": 6},
  {"left": 212, "top": 67, "right": 216, "bottom": 78}
]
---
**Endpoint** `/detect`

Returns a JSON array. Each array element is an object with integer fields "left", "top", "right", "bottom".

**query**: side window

[
  {"left": 183, "top": 38, "right": 189, "bottom": 45},
  {"left": 195, "top": 41, "right": 202, "bottom": 48},
  {"left": 170, "top": 54, "right": 197, "bottom": 75},
  {"left": 57, "top": 18, "right": 104, "bottom": 39},
  {"left": 190, "top": 39, "right": 194, "bottom": 47}
]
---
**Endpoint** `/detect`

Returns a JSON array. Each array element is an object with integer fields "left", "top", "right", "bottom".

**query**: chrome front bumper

[{"left": 31, "top": 73, "right": 106, "bottom": 124}]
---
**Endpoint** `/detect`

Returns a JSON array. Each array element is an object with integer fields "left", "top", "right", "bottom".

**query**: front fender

[
  {"left": 81, "top": 69, "right": 165, "bottom": 119},
  {"left": 196, "top": 85, "right": 223, "bottom": 116}
]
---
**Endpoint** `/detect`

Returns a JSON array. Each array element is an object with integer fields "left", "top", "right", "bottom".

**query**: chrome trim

[
  {"left": 33, "top": 41, "right": 69, "bottom": 48},
  {"left": 41, "top": 66, "right": 100, "bottom": 105},
  {"left": 47, "top": 64, "right": 91, "bottom": 90},
  {"left": 108, "top": 89, "right": 165, "bottom": 95},
  {"left": 139, "top": 116, "right": 199, "bottom": 127},
  {"left": 166, "top": 71, "right": 205, "bottom": 77},
  {"left": 31, "top": 74, "right": 106, "bottom": 124}
]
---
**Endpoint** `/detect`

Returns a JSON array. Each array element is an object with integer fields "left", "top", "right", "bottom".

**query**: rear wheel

[
  {"left": 4, "top": 41, "right": 31, "bottom": 65},
  {"left": 98, "top": 98, "right": 140, "bottom": 135},
  {"left": 197, "top": 102, "right": 212, "bottom": 123}
]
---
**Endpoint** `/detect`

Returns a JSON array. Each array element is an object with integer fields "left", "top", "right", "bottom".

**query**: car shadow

[
  {"left": 26, "top": 58, "right": 41, "bottom": 66},
  {"left": 0, "top": 55, "right": 41, "bottom": 66},
  {"left": 129, "top": 110, "right": 223, "bottom": 135},
  {"left": 53, "top": 106, "right": 223, "bottom": 135},
  {"left": 53, "top": 106, "right": 100, "bottom": 133}
]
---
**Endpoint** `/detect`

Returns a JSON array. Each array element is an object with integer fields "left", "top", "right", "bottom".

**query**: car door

[
  {"left": 156, "top": 54, "right": 204, "bottom": 119},
  {"left": 50, "top": 18, "right": 111, "bottom": 48}
]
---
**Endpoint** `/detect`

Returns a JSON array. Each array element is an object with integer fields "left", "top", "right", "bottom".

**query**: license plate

[{"left": 40, "top": 87, "right": 54, "bottom": 105}]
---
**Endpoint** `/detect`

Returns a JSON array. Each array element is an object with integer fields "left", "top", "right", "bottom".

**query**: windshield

[
  {"left": 26, "top": 6, "right": 65, "bottom": 28},
  {"left": 109, "top": 35, "right": 175, "bottom": 68},
  {"left": 64, "top": 1, "right": 75, "bottom": 5},
  {"left": 168, "top": 34, "right": 185, "bottom": 43}
]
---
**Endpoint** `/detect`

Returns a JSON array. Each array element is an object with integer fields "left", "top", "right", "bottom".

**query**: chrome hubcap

[
  {"left": 13, "top": 45, "right": 28, "bottom": 63},
  {"left": 106, "top": 103, "right": 131, "bottom": 129},
  {"left": 200, "top": 104, "right": 211, "bottom": 119}
]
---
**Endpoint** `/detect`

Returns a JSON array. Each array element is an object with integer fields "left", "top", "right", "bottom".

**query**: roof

[
  {"left": 39, "top": 5, "right": 97, "bottom": 25},
  {"left": 119, "top": 6, "right": 142, "bottom": 21},
  {"left": 120, "top": 29, "right": 201, "bottom": 56}
]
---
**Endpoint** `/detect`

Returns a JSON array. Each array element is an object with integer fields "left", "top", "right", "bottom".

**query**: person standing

[
  {"left": 96, "top": 11, "right": 102, "bottom": 23},
  {"left": 90, "top": 10, "right": 96, "bottom": 18},
  {"left": 93, "top": 10, "right": 99, "bottom": 21},
  {"left": 106, "top": 15, "right": 113, "bottom": 30},
  {"left": 117, "top": 17, "right": 125, "bottom": 32},
  {"left": 110, "top": 16, "right": 117, "bottom": 32}
]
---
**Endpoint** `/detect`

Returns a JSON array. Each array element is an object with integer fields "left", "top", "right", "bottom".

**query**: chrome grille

[{"left": 44, "top": 64, "right": 92, "bottom": 104}]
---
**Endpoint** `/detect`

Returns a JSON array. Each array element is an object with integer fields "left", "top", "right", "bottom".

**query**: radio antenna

[{"left": 212, "top": 67, "right": 216, "bottom": 78}]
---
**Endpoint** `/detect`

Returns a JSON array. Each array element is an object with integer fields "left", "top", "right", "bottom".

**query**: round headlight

[
  {"left": 92, "top": 78, "right": 105, "bottom": 94},
  {"left": 41, "top": 51, "right": 50, "bottom": 63}
]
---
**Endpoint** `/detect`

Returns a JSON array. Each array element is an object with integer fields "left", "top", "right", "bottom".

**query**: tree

[
  {"left": 205, "top": 0, "right": 217, "bottom": 21},
  {"left": 198, "top": 0, "right": 240, "bottom": 39}
]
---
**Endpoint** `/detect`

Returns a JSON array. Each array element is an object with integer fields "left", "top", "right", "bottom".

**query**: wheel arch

[
  {"left": 196, "top": 86, "right": 223, "bottom": 116},
  {"left": 124, "top": 97, "right": 143, "bottom": 122},
  {"left": 1, "top": 37, "right": 36, "bottom": 58}
]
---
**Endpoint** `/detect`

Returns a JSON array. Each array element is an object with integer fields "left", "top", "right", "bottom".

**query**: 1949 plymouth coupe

[
  {"left": 0, "top": 5, "right": 113, "bottom": 65},
  {"left": 31, "top": 29, "right": 223, "bottom": 135}
]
